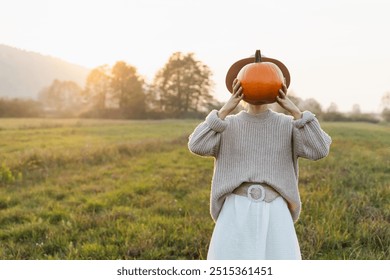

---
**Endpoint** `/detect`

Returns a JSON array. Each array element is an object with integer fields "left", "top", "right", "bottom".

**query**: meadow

[{"left": 0, "top": 118, "right": 389, "bottom": 259}]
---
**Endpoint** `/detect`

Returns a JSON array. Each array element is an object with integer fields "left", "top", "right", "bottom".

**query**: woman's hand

[
  {"left": 276, "top": 84, "right": 302, "bottom": 119},
  {"left": 218, "top": 79, "right": 244, "bottom": 120}
]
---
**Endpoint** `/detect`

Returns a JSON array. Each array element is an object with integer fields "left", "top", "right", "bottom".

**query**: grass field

[{"left": 0, "top": 118, "right": 389, "bottom": 260}]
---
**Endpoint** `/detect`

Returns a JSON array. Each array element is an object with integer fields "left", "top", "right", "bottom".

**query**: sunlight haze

[{"left": 1, "top": 0, "right": 389, "bottom": 112}]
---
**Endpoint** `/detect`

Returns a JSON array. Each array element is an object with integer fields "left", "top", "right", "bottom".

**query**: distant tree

[
  {"left": 380, "top": 92, "right": 390, "bottom": 121},
  {"left": 380, "top": 91, "right": 390, "bottom": 110},
  {"left": 153, "top": 52, "right": 215, "bottom": 117},
  {"left": 351, "top": 104, "right": 361, "bottom": 115},
  {"left": 143, "top": 83, "right": 162, "bottom": 117},
  {"left": 382, "top": 108, "right": 390, "bottom": 122},
  {"left": 302, "top": 98, "right": 323, "bottom": 116},
  {"left": 322, "top": 102, "right": 347, "bottom": 121},
  {"left": 348, "top": 103, "right": 379, "bottom": 123},
  {"left": 327, "top": 102, "right": 339, "bottom": 113},
  {"left": 38, "top": 80, "right": 83, "bottom": 114},
  {"left": 0, "top": 98, "right": 42, "bottom": 117},
  {"left": 84, "top": 65, "right": 111, "bottom": 110},
  {"left": 111, "top": 61, "right": 145, "bottom": 118}
]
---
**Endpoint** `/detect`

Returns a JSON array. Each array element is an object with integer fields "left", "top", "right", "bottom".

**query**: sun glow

[{"left": 1, "top": 0, "right": 390, "bottom": 112}]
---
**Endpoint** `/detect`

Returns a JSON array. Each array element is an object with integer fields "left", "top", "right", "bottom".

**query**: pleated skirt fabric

[{"left": 207, "top": 194, "right": 302, "bottom": 260}]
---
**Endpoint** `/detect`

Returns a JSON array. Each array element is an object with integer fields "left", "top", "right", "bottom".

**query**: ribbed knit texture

[{"left": 188, "top": 109, "right": 332, "bottom": 223}]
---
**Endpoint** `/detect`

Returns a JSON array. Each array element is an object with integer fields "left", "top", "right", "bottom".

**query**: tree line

[
  {"left": 38, "top": 52, "right": 219, "bottom": 119},
  {"left": 0, "top": 52, "right": 219, "bottom": 119},
  {"left": 1, "top": 51, "right": 390, "bottom": 122},
  {"left": 270, "top": 93, "right": 390, "bottom": 123}
]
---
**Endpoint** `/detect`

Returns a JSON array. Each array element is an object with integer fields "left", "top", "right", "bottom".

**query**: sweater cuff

[
  {"left": 293, "top": 111, "right": 316, "bottom": 128},
  {"left": 205, "top": 110, "right": 228, "bottom": 132}
]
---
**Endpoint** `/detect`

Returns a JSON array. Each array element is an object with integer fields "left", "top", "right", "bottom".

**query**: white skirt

[{"left": 207, "top": 194, "right": 301, "bottom": 260}]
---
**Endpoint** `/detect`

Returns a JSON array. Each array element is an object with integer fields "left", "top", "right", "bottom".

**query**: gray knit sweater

[{"left": 188, "top": 109, "right": 331, "bottom": 223}]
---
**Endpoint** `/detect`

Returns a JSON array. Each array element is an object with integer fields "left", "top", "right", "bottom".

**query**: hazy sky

[{"left": 1, "top": 0, "right": 390, "bottom": 112}]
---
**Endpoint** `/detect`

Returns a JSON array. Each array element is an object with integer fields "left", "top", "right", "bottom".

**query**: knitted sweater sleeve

[
  {"left": 188, "top": 110, "right": 228, "bottom": 157},
  {"left": 292, "top": 111, "right": 332, "bottom": 160}
]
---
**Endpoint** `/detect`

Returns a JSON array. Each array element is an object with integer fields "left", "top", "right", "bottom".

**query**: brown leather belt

[{"left": 232, "top": 182, "right": 280, "bottom": 202}]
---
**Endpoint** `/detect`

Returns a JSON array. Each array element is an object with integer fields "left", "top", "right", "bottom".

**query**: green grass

[{"left": 0, "top": 118, "right": 389, "bottom": 259}]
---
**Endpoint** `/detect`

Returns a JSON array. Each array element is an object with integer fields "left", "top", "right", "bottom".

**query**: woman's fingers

[
  {"left": 278, "top": 89, "right": 286, "bottom": 99},
  {"left": 232, "top": 78, "right": 238, "bottom": 93},
  {"left": 236, "top": 86, "right": 243, "bottom": 99},
  {"left": 282, "top": 83, "right": 287, "bottom": 93},
  {"left": 278, "top": 84, "right": 287, "bottom": 98},
  {"left": 232, "top": 80, "right": 244, "bottom": 100},
  {"left": 233, "top": 79, "right": 240, "bottom": 93}
]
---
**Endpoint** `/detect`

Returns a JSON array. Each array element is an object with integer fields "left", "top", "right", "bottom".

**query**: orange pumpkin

[{"left": 237, "top": 50, "right": 284, "bottom": 105}]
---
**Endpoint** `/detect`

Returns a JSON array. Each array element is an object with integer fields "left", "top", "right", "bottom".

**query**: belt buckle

[{"left": 247, "top": 184, "right": 265, "bottom": 202}]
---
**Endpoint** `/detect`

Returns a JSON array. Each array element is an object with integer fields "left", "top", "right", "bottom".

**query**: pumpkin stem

[{"left": 255, "top": 50, "right": 262, "bottom": 63}]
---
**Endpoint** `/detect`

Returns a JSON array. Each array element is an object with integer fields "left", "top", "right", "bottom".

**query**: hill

[{"left": 0, "top": 44, "right": 89, "bottom": 99}]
